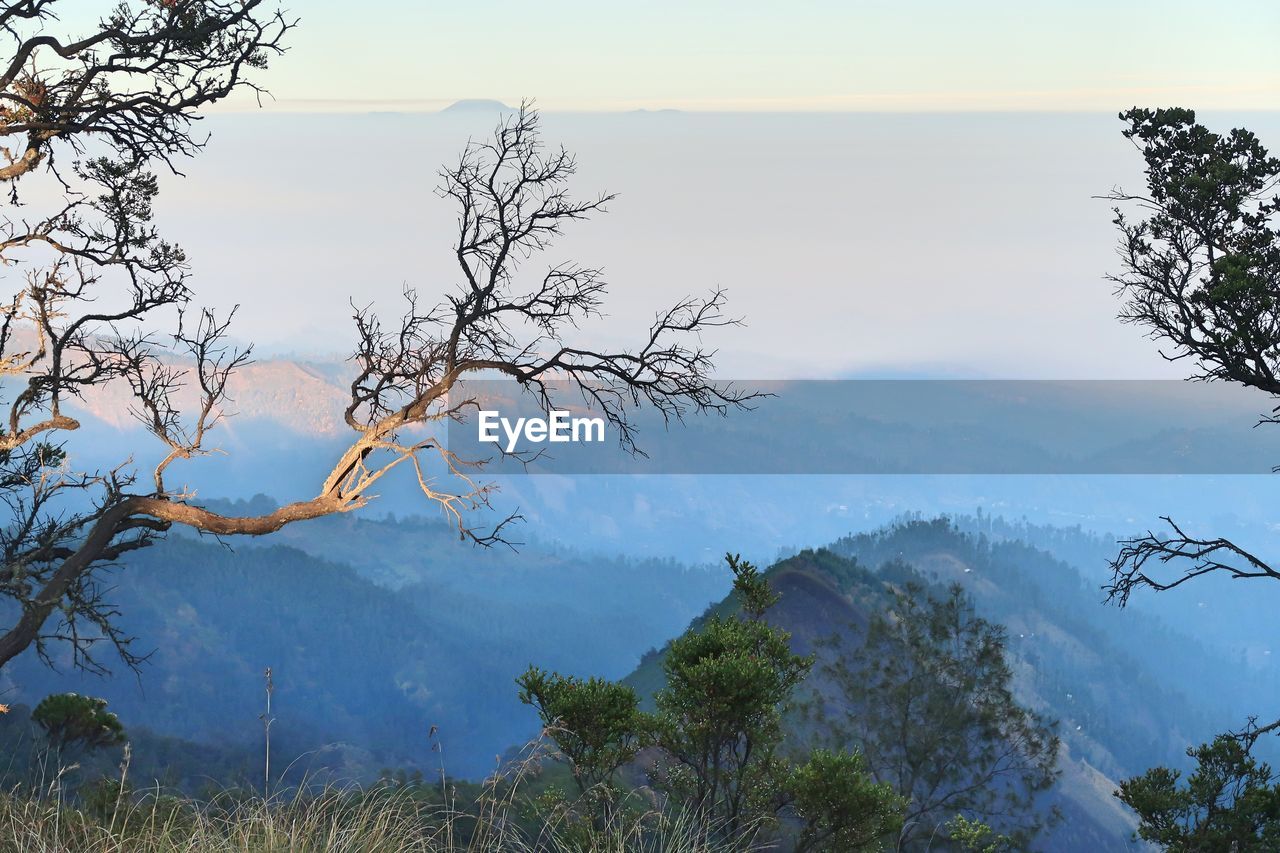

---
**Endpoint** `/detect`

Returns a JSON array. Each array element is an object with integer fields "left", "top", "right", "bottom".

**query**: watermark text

[{"left": 478, "top": 410, "right": 606, "bottom": 453}]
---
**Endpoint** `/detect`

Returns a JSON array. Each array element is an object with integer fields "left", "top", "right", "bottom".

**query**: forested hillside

[
  {"left": 624, "top": 519, "right": 1271, "bottom": 850},
  {"left": 0, "top": 516, "right": 727, "bottom": 781}
]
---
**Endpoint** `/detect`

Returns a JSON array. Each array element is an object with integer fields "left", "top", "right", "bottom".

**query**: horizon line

[
  {"left": 209, "top": 103, "right": 1280, "bottom": 116},
  {"left": 207, "top": 84, "right": 1280, "bottom": 115}
]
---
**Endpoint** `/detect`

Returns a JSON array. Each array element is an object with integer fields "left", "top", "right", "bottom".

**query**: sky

[
  {"left": 43, "top": 1, "right": 1280, "bottom": 111},
  {"left": 152, "top": 109, "right": 1280, "bottom": 378},
  {"left": 34, "top": 3, "right": 1280, "bottom": 377},
  {"left": 227, "top": 0, "right": 1279, "bottom": 112}
]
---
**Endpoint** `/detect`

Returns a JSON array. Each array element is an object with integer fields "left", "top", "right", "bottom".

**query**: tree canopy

[
  {"left": 32, "top": 692, "right": 125, "bottom": 757},
  {"left": 1118, "top": 732, "right": 1280, "bottom": 851},
  {"left": 817, "top": 582, "right": 1060, "bottom": 849},
  {"left": 1104, "top": 107, "right": 1280, "bottom": 606}
]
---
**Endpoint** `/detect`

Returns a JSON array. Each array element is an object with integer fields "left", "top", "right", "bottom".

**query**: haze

[{"left": 156, "top": 109, "right": 1279, "bottom": 378}]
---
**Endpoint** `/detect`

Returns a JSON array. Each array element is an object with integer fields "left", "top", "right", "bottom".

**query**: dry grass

[
  {"left": 0, "top": 743, "right": 748, "bottom": 853},
  {"left": 0, "top": 787, "right": 738, "bottom": 852}
]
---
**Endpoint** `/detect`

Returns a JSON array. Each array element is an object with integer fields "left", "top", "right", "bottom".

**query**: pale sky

[
  {"left": 153, "top": 109, "right": 1280, "bottom": 378},
  {"left": 35, "top": 3, "right": 1280, "bottom": 377},
  {"left": 226, "top": 0, "right": 1279, "bottom": 111}
]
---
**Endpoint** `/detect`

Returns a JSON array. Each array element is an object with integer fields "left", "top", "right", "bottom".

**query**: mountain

[
  {"left": 0, "top": 498, "right": 1263, "bottom": 847},
  {"left": 826, "top": 520, "right": 1245, "bottom": 767},
  {"left": 55, "top": 352, "right": 1280, "bottom": 586},
  {"left": 623, "top": 521, "right": 1264, "bottom": 851},
  {"left": 441, "top": 99, "right": 513, "bottom": 113},
  {"left": 55, "top": 349, "right": 1278, "bottom": 476},
  {"left": 63, "top": 354, "right": 349, "bottom": 437},
  {"left": 0, "top": 512, "right": 728, "bottom": 781}
]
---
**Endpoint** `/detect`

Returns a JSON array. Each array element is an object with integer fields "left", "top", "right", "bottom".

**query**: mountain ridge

[{"left": 622, "top": 530, "right": 1237, "bottom": 851}]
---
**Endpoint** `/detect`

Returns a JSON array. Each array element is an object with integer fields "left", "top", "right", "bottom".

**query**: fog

[{"left": 155, "top": 108, "right": 1280, "bottom": 378}]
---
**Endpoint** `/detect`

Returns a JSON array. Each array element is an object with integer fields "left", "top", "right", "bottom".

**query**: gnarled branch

[{"left": 1105, "top": 516, "right": 1280, "bottom": 607}]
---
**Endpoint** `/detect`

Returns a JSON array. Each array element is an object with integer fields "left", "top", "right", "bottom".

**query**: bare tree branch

[
  {"left": 1104, "top": 516, "right": 1280, "bottom": 607},
  {"left": 0, "top": 54, "right": 754, "bottom": 673}
]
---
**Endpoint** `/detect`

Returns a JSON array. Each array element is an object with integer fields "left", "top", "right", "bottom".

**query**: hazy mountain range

[
  {"left": 2, "top": 348, "right": 1277, "bottom": 849},
  {"left": 1, "top": 509, "right": 1258, "bottom": 850}
]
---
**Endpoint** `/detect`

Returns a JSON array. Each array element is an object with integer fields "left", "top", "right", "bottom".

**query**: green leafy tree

[
  {"left": 819, "top": 583, "right": 1060, "bottom": 849},
  {"left": 652, "top": 553, "right": 814, "bottom": 841},
  {"left": 32, "top": 693, "right": 125, "bottom": 766},
  {"left": 1117, "top": 733, "right": 1280, "bottom": 851},
  {"left": 516, "top": 666, "right": 653, "bottom": 825},
  {"left": 787, "top": 748, "right": 905, "bottom": 852}
]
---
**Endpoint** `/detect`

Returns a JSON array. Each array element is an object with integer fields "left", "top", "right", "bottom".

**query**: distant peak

[{"left": 441, "top": 99, "right": 513, "bottom": 113}]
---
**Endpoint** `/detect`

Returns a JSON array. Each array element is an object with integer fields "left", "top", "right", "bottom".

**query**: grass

[
  {"left": 0, "top": 742, "right": 751, "bottom": 853},
  {"left": 0, "top": 787, "right": 739, "bottom": 852}
]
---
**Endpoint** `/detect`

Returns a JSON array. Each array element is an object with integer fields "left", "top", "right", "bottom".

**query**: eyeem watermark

[
  {"left": 453, "top": 379, "right": 1278, "bottom": 474},
  {"left": 478, "top": 410, "right": 606, "bottom": 453}
]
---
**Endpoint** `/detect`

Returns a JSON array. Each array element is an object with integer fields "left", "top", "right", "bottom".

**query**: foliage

[
  {"left": 32, "top": 692, "right": 126, "bottom": 758},
  {"left": 1117, "top": 733, "right": 1280, "bottom": 851},
  {"left": 834, "top": 516, "right": 1246, "bottom": 784},
  {"left": 1106, "top": 107, "right": 1280, "bottom": 396},
  {"left": 518, "top": 553, "right": 904, "bottom": 849},
  {"left": 1103, "top": 109, "right": 1280, "bottom": 605},
  {"left": 516, "top": 665, "right": 654, "bottom": 827},
  {"left": 725, "top": 552, "right": 779, "bottom": 617},
  {"left": 1, "top": 523, "right": 727, "bottom": 783},
  {"left": 653, "top": 554, "right": 814, "bottom": 841},
  {"left": 818, "top": 582, "right": 1060, "bottom": 849},
  {"left": 786, "top": 748, "right": 904, "bottom": 852},
  {"left": 0, "top": 0, "right": 294, "bottom": 674},
  {"left": 945, "top": 815, "right": 1017, "bottom": 852},
  {"left": 1105, "top": 109, "right": 1280, "bottom": 844}
]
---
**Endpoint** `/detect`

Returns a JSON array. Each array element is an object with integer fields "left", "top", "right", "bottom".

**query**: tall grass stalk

[
  {"left": 0, "top": 785, "right": 746, "bottom": 852},
  {"left": 0, "top": 739, "right": 753, "bottom": 852}
]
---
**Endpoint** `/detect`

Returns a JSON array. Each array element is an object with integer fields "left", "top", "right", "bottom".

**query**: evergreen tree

[
  {"left": 652, "top": 554, "right": 814, "bottom": 841},
  {"left": 1118, "top": 733, "right": 1280, "bottom": 851},
  {"left": 516, "top": 667, "right": 653, "bottom": 826},
  {"left": 818, "top": 583, "right": 1059, "bottom": 849},
  {"left": 519, "top": 553, "right": 904, "bottom": 849}
]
